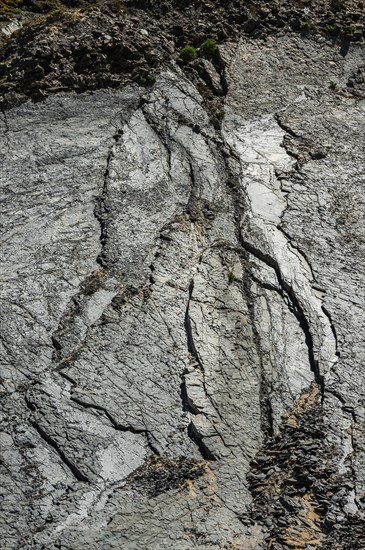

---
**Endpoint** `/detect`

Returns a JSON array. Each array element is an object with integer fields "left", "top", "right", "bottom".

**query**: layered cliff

[{"left": 1, "top": 1, "right": 365, "bottom": 548}]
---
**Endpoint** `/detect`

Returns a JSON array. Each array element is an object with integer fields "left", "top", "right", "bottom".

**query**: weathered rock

[{"left": 1, "top": 4, "right": 365, "bottom": 549}]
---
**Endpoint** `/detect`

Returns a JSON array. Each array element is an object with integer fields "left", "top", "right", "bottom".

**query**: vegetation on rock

[
  {"left": 199, "top": 37, "right": 218, "bottom": 57},
  {"left": 179, "top": 44, "right": 197, "bottom": 62}
]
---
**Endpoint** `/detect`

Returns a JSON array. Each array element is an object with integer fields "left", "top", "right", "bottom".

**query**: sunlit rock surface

[{"left": 1, "top": 30, "right": 365, "bottom": 549}]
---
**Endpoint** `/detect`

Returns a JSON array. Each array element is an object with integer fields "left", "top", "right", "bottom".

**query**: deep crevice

[
  {"left": 274, "top": 114, "right": 339, "bottom": 388},
  {"left": 58, "top": 370, "right": 77, "bottom": 385},
  {"left": 184, "top": 280, "right": 205, "bottom": 373},
  {"left": 31, "top": 421, "right": 90, "bottom": 482},
  {"left": 28, "top": 414, "right": 90, "bottom": 483},
  {"left": 182, "top": 279, "right": 216, "bottom": 461},
  {"left": 241, "top": 238, "right": 324, "bottom": 395},
  {"left": 184, "top": 278, "right": 227, "bottom": 426},
  {"left": 274, "top": 112, "right": 300, "bottom": 138},
  {"left": 216, "top": 52, "right": 229, "bottom": 96},
  {"left": 321, "top": 303, "right": 339, "bottom": 356},
  {"left": 187, "top": 423, "right": 216, "bottom": 461},
  {"left": 243, "top": 260, "right": 276, "bottom": 438},
  {"left": 24, "top": 393, "right": 90, "bottom": 482},
  {"left": 180, "top": 380, "right": 199, "bottom": 416},
  {"left": 94, "top": 127, "right": 124, "bottom": 269},
  {"left": 274, "top": 119, "right": 340, "bottom": 371},
  {"left": 278, "top": 225, "right": 316, "bottom": 281}
]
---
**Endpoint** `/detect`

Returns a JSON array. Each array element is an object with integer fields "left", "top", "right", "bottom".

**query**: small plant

[
  {"left": 209, "top": 109, "right": 225, "bottom": 129},
  {"left": 325, "top": 23, "right": 339, "bottom": 35},
  {"left": 145, "top": 73, "right": 156, "bottom": 86},
  {"left": 227, "top": 271, "right": 235, "bottom": 284},
  {"left": 200, "top": 38, "right": 218, "bottom": 57},
  {"left": 179, "top": 45, "right": 197, "bottom": 62},
  {"left": 227, "top": 178, "right": 237, "bottom": 188},
  {"left": 329, "top": 81, "right": 337, "bottom": 90},
  {"left": 47, "top": 8, "right": 61, "bottom": 17},
  {"left": 302, "top": 19, "right": 312, "bottom": 31},
  {"left": 138, "top": 73, "right": 156, "bottom": 87}
]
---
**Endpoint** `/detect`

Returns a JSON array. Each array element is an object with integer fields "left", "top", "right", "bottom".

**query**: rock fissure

[
  {"left": 71, "top": 396, "right": 160, "bottom": 455},
  {"left": 223, "top": 112, "right": 339, "bottom": 396},
  {"left": 180, "top": 372, "right": 216, "bottom": 461},
  {"left": 182, "top": 278, "right": 217, "bottom": 461},
  {"left": 274, "top": 115, "right": 341, "bottom": 354},
  {"left": 95, "top": 126, "right": 124, "bottom": 269},
  {"left": 71, "top": 396, "right": 161, "bottom": 456},
  {"left": 274, "top": 111, "right": 301, "bottom": 139},
  {"left": 278, "top": 225, "right": 317, "bottom": 281},
  {"left": 27, "top": 413, "right": 90, "bottom": 483},
  {"left": 184, "top": 279, "right": 205, "bottom": 374},
  {"left": 242, "top": 237, "right": 324, "bottom": 393},
  {"left": 184, "top": 277, "right": 229, "bottom": 427}
]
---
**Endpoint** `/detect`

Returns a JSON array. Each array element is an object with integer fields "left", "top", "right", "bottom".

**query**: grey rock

[{"left": 1, "top": 31, "right": 365, "bottom": 550}]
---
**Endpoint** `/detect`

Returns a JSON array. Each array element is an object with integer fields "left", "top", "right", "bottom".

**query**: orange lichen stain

[
  {"left": 189, "top": 463, "right": 221, "bottom": 507},
  {"left": 282, "top": 493, "right": 323, "bottom": 549},
  {"left": 293, "top": 383, "right": 320, "bottom": 411},
  {"left": 286, "top": 416, "right": 298, "bottom": 427},
  {"left": 184, "top": 460, "right": 213, "bottom": 499},
  {"left": 302, "top": 493, "right": 322, "bottom": 525},
  {"left": 283, "top": 383, "right": 320, "bottom": 427},
  {"left": 203, "top": 461, "right": 219, "bottom": 495},
  {"left": 185, "top": 478, "right": 197, "bottom": 497},
  {"left": 204, "top": 461, "right": 217, "bottom": 479},
  {"left": 283, "top": 534, "right": 322, "bottom": 549}
]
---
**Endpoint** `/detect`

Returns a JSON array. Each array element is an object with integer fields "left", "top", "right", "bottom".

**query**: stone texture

[{"left": 1, "top": 21, "right": 365, "bottom": 550}]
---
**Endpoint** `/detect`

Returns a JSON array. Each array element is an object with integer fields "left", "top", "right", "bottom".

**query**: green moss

[
  {"left": 329, "top": 81, "right": 337, "bottom": 90},
  {"left": 179, "top": 44, "right": 197, "bottom": 62},
  {"left": 302, "top": 19, "right": 312, "bottom": 31},
  {"left": 0, "top": 1, "right": 20, "bottom": 16},
  {"left": 227, "top": 271, "right": 235, "bottom": 284},
  {"left": 138, "top": 72, "right": 156, "bottom": 87},
  {"left": 200, "top": 38, "right": 218, "bottom": 57},
  {"left": 325, "top": 23, "right": 340, "bottom": 35},
  {"left": 47, "top": 7, "right": 61, "bottom": 16}
]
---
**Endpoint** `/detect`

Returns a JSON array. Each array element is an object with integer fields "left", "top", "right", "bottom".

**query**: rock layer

[{"left": 1, "top": 13, "right": 365, "bottom": 550}]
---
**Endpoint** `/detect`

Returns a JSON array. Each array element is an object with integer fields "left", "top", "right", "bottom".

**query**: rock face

[{"left": 1, "top": 5, "right": 365, "bottom": 549}]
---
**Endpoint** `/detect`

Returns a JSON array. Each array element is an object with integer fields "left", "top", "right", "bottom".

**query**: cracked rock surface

[{"left": 1, "top": 26, "right": 365, "bottom": 550}]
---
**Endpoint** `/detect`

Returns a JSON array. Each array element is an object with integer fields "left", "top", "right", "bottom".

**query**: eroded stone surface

[{"left": 1, "top": 32, "right": 365, "bottom": 550}]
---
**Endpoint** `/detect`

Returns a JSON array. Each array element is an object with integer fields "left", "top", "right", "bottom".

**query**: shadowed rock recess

[{"left": 1, "top": 1, "right": 365, "bottom": 548}]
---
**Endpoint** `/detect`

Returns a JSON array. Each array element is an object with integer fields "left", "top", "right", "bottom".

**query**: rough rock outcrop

[{"left": 1, "top": 2, "right": 365, "bottom": 549}]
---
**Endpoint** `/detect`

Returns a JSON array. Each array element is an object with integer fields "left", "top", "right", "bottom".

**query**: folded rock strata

[{"left": 1, "top": 17, "right": 365, "bottom": 550}]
